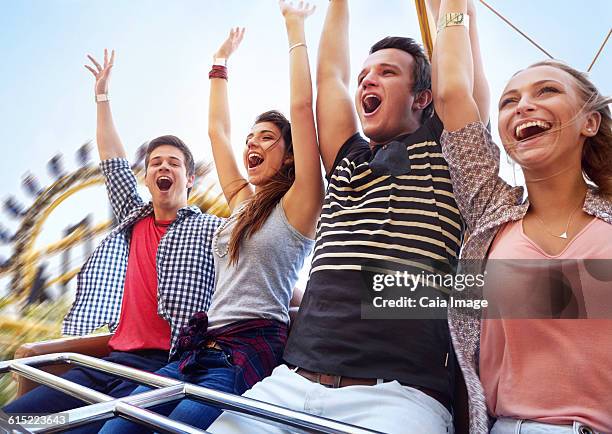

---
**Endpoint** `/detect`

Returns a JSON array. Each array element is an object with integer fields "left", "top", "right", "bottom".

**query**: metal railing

[{"left": 0, "top": 353, "right": 380, "bottom": 434}]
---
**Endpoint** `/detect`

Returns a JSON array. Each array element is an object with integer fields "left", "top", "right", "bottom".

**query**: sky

[{"left": 0, "top": 0, "right": 610, "bottom": 298}]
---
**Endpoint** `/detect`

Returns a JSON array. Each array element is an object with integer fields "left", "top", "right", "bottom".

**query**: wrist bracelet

[
  {"left": 438, "top": 12, "right": 470, "bottom": 32},
  {"left": 95, "top": 94, "right": 109, "bottom": 103},
  {"left": 289, "top": 42, "right": 306, "bottom": 53},
  {"left": 209, "top": 65, "right": 228, "bottom": 80}
]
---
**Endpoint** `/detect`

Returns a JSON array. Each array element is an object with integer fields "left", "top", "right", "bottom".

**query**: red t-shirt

[{"left": 108, "top": 215, "right": 172, "bottom": 352}]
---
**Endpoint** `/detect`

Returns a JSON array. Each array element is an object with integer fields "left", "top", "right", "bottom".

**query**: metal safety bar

[{"left": 0, "top": 353, "right": 380, "bottom": 434}]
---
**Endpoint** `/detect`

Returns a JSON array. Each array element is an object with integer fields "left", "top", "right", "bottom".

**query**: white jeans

[
  {"left": 491, "top": 418, "right": 599, "bottom": 434},
  {"left": 208, "top": 364, "right": 453, "bottom": 434}
]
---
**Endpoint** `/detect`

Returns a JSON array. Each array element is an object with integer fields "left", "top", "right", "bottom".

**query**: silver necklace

[
  {"left": 212, "top": 206, "right": 244, "bottom": 257},
  {"left": 532, "top": 202, "right": 582, "bottom": 239},
  {"left": 212, "top": 217, "right": 234, "bottom": 258}
]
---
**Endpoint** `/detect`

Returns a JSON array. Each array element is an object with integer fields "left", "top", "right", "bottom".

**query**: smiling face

[
  {"left": 243, "top": 121, "right": 289, "bottom": 186},
  {"left": 144, "top": 144, "right": 194, "bottom": 212},
  {"left": 355, "top": 48, "right": 429, "bottom": 144},
  {"left": 498, "top": 65, "right": 595, "bottom": 172}
]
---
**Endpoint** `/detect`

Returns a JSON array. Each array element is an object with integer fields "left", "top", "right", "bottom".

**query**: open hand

[
  {"left": 214, "top": 27, "right": 245, "bottom": 60},
  {"left": 279, "top": 0, "right": 316, "bottom": 21},
  {"left": 85, "top": 49, "right": 115, "bottom": 96}
]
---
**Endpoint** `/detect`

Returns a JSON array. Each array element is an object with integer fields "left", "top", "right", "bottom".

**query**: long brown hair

[
  {"left": 228, "top": 110, "right": 295, "bottom": 265},
  {"left": 528, "top": 60, "right": 612, "bottom": 196}
]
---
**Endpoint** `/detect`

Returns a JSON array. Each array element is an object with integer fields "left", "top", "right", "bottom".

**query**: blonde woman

[{"left": 432, "top": 0, "right": 612, "bottom": 432}]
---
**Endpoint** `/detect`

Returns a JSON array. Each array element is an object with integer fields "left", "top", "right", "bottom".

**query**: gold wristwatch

[{"left": 438, "top": 12, "right": 470, "bottom": 32}]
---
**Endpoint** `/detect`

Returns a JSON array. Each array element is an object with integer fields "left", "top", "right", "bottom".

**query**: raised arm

[
  {"left": 431, "top": 0, "right": 517, "bottom": 232},
  {"left": 279, "top": 0, "right": 324, "bottom": 239},
  {"left": 86, "top": 50, "right": 144, "bottom": 220},
  {"left": 208, "top": 28, "right": 253, "bottom": 211},
  {"left": 426, "top": 0, "right": 490, "bottom": 125},
  {"left": 85, "top": 49, "right": 127, "bottom": 160},
  {"left": 466, "top": 0, "right": 490, "bottom": 125},
  {"left": 315, "top": 0, "right": 359, "bottom": 175},
  {"left": 430, "top": 0, "right": 481, "bottom": 130}
]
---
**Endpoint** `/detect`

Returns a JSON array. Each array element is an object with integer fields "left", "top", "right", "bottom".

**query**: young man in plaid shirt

[{"left": 3, "top": 50, "right": 221, "bottom": 425}]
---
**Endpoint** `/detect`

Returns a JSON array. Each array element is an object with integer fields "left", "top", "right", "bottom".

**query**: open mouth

[
  {"left": 362, "top": 94, "right": 382, "bottom": 115},
  {"left": 248, "top": 152, "right": 264, "bottom": 169},
  {"left": 156, "top": 176, "right": 173, "bottom": 191},
  {"left": 515, "top": 120, "right": 552, "bottom": 142}
]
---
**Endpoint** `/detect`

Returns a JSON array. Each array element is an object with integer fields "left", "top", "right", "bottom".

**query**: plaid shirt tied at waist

[{"left": 175, "top": 311, "right": 288, "bottom": 392}]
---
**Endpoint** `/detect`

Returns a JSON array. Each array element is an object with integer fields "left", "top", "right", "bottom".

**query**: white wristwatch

[
  {"left": 212, "top": 57, "right": 227, "bottom": 67},
  {"left": 95, "top": 93, "right": 110, "bottom": 103}
]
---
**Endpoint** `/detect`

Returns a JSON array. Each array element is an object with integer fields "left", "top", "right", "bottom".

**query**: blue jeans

[
  {"left": 99, "top": 348, "right": 237, "bottom": 433},
  {"left": 491, "top": 418, "right": 600, "bottom": 434},
  {"left": 2, "top": 350, "right": 169, "bottom": 433}
]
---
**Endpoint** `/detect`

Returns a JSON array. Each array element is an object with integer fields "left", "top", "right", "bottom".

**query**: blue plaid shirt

[{"left": 62, "top": 158, "right": 222, "bottom": 356}]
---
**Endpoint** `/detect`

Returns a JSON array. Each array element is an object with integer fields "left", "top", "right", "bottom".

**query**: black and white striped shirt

[
  {"left": 312, "top": 123, "right": 461, "bottom": 275},
  {"left": 285, "top": 114, "right": 462, "bottom": 398}
]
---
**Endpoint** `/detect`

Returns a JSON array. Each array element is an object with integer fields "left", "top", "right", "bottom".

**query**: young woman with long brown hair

[
  {"left": 99, "top": 1, "right": 323, "bottom": 432},
  {"left": 431, "top": 0, "right": 612, "bottom": 432}
]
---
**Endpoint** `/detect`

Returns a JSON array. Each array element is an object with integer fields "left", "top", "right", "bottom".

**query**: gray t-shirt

[{"left": 207, "top": 201, "right": 314, "bottom": 331}]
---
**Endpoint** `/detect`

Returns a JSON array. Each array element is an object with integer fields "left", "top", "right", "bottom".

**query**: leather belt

[
  {"left": 291, "top": 366, "right": 451, "bottom": 412},
  {"left": 294, "top": 367, "right": 379, "bottom": 388}
]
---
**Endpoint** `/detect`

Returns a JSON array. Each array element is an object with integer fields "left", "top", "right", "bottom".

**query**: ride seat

[{"left": 13, "top": 333, "right": 112, "bottom": 397}]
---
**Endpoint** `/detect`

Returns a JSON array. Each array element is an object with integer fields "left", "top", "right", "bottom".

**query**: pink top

[{"left": 480, "top": 217, "right": 612, "bottom": 432}]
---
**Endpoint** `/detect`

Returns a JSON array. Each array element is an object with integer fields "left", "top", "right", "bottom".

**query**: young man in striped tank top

[{"left": 209, "top": 1, "right": 489, "bottom": 432}]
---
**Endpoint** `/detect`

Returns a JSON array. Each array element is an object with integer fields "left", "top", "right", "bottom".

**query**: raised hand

[
  {"left": 214, "top": 27, "right": 245, "bottom": 60},
  {"left": 85, "top": 49, "right": 115, "bottom": 96},
  {"left": 279, "top": 0, "right": 316, "bottom": 21}
]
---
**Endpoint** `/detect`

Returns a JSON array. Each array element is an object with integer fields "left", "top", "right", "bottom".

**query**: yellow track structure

[
  {"left": 3, "top": 163, "right": 229, "bottom": 299},
  {"left": 415, "top": 0, "right": 435, "bottom": 59}
]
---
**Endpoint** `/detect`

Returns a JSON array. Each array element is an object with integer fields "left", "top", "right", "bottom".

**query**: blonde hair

[{"left": 528, "top": 60, "right": 612, "bottom": 196}]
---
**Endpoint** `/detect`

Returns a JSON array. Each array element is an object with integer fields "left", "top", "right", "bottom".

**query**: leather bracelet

[{"left": 209, "top": 65, "right": 228, "bottom": 80}]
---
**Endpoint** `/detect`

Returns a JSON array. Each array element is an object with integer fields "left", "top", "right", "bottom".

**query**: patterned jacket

[
  {"left": 440, "top": 122, "right": 612, "bottom": 433},
  {"left": 62, "top": 158, "right": 222, "bottom": 356}
]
